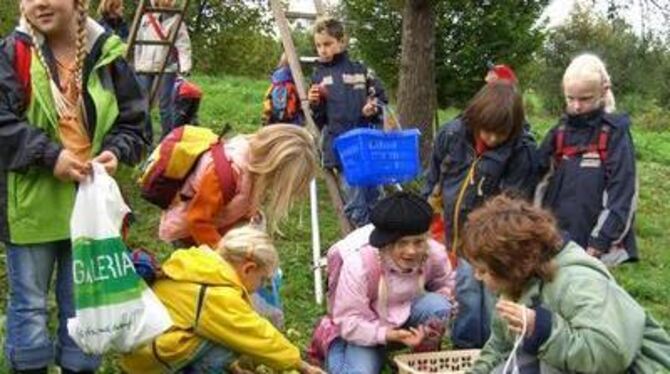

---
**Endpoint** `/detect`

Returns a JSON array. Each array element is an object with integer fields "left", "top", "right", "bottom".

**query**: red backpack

[
  {"left": 13, "top": 37, "right": 32, "bottom": 106},
  {"left": 554, "top": 123, "right": 610, "bottom": 165}
]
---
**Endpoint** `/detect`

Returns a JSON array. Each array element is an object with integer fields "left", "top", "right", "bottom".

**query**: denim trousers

[
  {"left": 339, "top": 176, "right": 381, "bottom": 228},
  {"left": 180, "top": 341, "right": 237, "bottom": 373},
  {"left": 3, "top": 240, "right": 101, "bottom": 371},
  {"left": 326, "top": 292, "right": 452, "bottom": 374},
  {"left": 451, "top": 258, "right": 495, "bottom": 348},
  {"left": 138, "top": 72, "right": 177, "bottom": 142}
]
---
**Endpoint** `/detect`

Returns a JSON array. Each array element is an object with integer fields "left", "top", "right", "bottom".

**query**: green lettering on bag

[{"left": 72, "top": 237, "right": 147, "bottom": 309}]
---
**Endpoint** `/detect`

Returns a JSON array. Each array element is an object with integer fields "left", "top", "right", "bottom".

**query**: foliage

[
  {"left": 340, "top": 0, "right": 549, "bottom": 106},
  {"left": 0, "top": 0, "right": 19, "bottom": 36},
  {"left": 529, "top": 5, "right": 670, "bottom": 115}
]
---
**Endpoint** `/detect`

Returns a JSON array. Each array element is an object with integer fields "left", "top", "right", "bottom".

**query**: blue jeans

[
  {"left": 340, "top": 176, "right": 381, "bottom": 228},
  {"left": 138, "top": 72, "right": 177, "bottom": 142},
  {"left": 181, "top": 342, "right": 237, "bottom": 373},
  {"left": 451, "top": 258, "right": 495, "bottom": 348},
  {"left": 327, "top": 292, "right": 452, "bottom": 374},
  {"left": 4, "top": 241, "right": 101, "bottom": 371}
]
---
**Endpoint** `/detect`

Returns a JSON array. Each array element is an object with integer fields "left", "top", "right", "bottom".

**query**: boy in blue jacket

[{"left": 308, "top": 16, "right": 388, "bottom": 227}]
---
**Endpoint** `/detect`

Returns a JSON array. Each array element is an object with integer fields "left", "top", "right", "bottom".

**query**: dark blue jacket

[
  {"left": 537, "top": 110, "right": 637, "bottom": 260},
  {"left": 98, "top": 14, "right": 129, "bottom": 42},
  {"left": 423, "top": 118, "right": 538, "bottom": 251},
  {"left": 310, "top": 51, "right": 387, "bottom": 168}
]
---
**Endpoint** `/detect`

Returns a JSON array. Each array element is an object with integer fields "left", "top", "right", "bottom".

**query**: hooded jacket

[
  {"left": 536, "top": 110, "right": 637, "bottom": 260},
  {"left": 310, "top": 51, "right": 388, "bottom": 168},
  {"left": 119, "top": 247, "right": 301, "bottom": 373},
  {"left": 470, "top": 242, "right": 670, "bottom": 373},
  {"left": 0, "top": 19, "right": 146, "bottom": 244}
]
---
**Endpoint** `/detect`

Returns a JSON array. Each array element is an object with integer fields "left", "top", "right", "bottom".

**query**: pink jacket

[
  {"left": 159, "top": 136, "right": 256, "bottom": 244},
  {"left": 331, "top": 226, "right": 455, "bottom": 346}
]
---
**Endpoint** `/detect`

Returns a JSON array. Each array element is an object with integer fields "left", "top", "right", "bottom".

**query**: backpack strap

[
  {"left": 210, "top": 143, "right": 237, "bottom": 205},
  {"left": 360, "top": 247, "right": 387, "bottom": 320},
  {"left": 13, "top": 37, "right": 32, "bottom": 106},
  {"left": 554, "top": 123, "right": 610, "bottom": 164}
]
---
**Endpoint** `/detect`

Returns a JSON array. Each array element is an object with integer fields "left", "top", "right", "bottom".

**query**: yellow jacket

[{"left": 119, "top": 247, "right": 301, "bottom": 373}]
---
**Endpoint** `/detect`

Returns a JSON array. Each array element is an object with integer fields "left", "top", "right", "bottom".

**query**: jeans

[
  {"left": 451, "top": 258, "right": 496, "bottom": 349},
  {"left": 326, "top": 292, "right": 452, "bottom": 374},
  {"left": 3, "top": 241, "right": 101, "bottom": 371},
  {"left": 138, "top": 72, "right": 177, "bottom": 142},
  {"left": 339, "top": 176, "right": 381, "bottom": 228},
  {"left": 181, "top": 341, "right": 237, "bottom": 373}
]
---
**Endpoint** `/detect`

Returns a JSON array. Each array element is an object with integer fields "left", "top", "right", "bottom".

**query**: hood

[
  {"left": 161, "top": 246, "right": 246, "bottom": 290},
  {"left": 555, "top": 241, "right": 614, "bottom": 280},
  {"left": 271, "top": 66, "right": 293, "bottom": 84}
]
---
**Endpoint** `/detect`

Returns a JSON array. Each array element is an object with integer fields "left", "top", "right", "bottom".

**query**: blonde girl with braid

[
  {"left": 120, "top": 225, "right": 326, "bottom": 374},
  {"left": 0, "top": 0, "right": 147, "bottom": 372}
]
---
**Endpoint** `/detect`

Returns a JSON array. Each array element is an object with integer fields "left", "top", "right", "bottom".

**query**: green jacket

[
  {"left": 470, "top": 242, "right": 670, "bottom": 373},
  {"left": 0, "top": 19, "right": 147, "bottom": 244}
]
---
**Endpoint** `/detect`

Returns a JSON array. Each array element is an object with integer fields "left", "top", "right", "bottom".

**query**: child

[
  {"left": 172, "top": 75, "right": 202, "bottom": 127},
  {"left": 536, "top": 53, "right": 637, "bottom": 267},
  {"left": 317, "top": 192, "right": 454, "bottom": 374},
  {"left": 308, "top": 16, "right": 388, "bottom": 227},
  {"left": 159, "top": 124, "right": 318, "bottom": 247},
  {"left": 134, "top": 0, "right": 192, "bottom": 141},
  {"left": 97, "top": 0, "right": 128, "bottom": 41},
  {"left": 0, "top": 0, "right": 147, "bottom": 372},
  {"left": 262, "top": 54, "right": 302, "bottom": 126},
  {"left": 463, "top": 195, "right": 670, "bottom": 373},
  {"left": 422, "top": 81, "right": 538, "bottom": 349},
  {"left": 120, "top": 226, "right": 325, "bottom": 374}
]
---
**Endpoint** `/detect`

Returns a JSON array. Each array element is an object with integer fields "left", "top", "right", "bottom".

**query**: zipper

[{"left": 451, "top": 156, "right": 480, "bottom": 254}]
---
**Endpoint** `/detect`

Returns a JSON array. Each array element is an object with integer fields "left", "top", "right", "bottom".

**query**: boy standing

[{"left": 308, "top": 17, "right": 388, "bottom": 227}]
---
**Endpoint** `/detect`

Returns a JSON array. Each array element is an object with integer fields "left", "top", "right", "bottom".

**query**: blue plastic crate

[{"left": 334, "top": 128, "right": 421, "bottom": 186}]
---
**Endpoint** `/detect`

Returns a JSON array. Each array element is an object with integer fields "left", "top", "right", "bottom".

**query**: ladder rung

[
  {"left": 285, "top": 11, "right": 317, "bottom": 20},
  {"left": 133, "top": 40, "right": 173, "bottom": 46},
  {"left": 143, "top": 6, "right": 184, "bottom": 14}
]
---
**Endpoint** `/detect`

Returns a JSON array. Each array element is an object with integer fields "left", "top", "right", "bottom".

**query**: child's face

[
  {"left": 314, "top": 31, "right": 344, "bottom": 63},
  {"left": 387, "top": 233, "right": 429, "bottom": 272},
  {"left": 564, "top": 79, "right": 604, "bottom": 115},
  {"left": 21, "top": 0, "right": 77, "bottom": 36},
  {"left": 472, "top": 262, "right": 505, "bottom": 294},
  {"left": 478, "top": 130, "right": 508, "bottom": 148}
]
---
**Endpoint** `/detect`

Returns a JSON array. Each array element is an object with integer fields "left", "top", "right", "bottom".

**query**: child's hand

[
  {"left": 308, "top": 85, "right": 321, "bottom": 104},
  {"left": 53, "top": 149, "right": 88, "bottom": 183},
  {"left": 91, "top": 150, "right": 119, "bottom": 175},
  {"left": 299, "top": 360, "right": 326, "bottom": 374},
  {"left": 496, "top": 300, "right": 535, "bottom": 337},
  {"left": 586, "top": 246, "right": 602, "bottom": 258},
  {"left": 362, "top": 98, "right": 378, "bottom": 117},
  {"left": 387, "top": 326, "right": 426, "bottom": 347}
]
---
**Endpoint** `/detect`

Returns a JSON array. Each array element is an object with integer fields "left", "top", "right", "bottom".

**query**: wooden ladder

[{"left": 125, "top": 0, "right": 191, "bottom": 105}]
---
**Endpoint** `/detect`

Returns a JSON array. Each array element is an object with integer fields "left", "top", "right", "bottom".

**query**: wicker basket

[{"left": 394, "top": 349, "right": 481, "bottom": 374}]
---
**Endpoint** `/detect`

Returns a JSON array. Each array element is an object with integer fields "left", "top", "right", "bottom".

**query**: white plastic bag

[{"left": 68, "top": 163, "right": 172, "bottom": 354}]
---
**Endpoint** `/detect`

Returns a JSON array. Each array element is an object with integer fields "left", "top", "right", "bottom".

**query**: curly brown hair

[{"left": 461, "top": 195, "right": 563, "bottom": 299}]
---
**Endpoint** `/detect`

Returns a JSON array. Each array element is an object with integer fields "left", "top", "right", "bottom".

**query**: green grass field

[{"left": 0, "top": 73, "right": 668, "bottom": 373}]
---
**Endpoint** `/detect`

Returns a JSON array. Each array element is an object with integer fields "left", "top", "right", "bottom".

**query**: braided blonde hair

[
  {"left": 215, "top": 225, "right": 279, "bottom": 273},
  {"left": 22, "top": 0, "right": 89, "bottom": 118}
]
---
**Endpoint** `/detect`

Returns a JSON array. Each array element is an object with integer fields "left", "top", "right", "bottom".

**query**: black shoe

[{"left": 12, "top": 369, "right": 48, "bottom": 374}]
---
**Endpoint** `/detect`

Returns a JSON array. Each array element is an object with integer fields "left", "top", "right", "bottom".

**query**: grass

[{"left": 0, "top": 73, "right": 668, "bottom": 373}]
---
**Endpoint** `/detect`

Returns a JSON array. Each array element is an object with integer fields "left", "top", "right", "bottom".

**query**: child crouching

[
  {"left": 463, "top": 195, "right": 670, "bottom": 373},
  {"left": 120, "top": 226, "right": 324, "bottom": 374},
  {"left": 310, "top": 192, "right": 455, "bottom": 374}
]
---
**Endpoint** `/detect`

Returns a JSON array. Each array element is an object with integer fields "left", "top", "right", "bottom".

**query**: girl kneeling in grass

[
  {"left": 120, "top": 226, "right": 324, "bottom": 374},
  {"left": 464, "top": 195, "right": 670, "bottom": 373}
]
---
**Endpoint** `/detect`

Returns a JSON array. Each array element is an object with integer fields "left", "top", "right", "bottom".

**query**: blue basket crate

[{"left": 334, "top": 128, "right": 421, "bottom": 186}]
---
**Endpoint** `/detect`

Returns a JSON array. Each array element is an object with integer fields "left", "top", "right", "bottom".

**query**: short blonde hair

[
  {"left": 97, "top": 0, "right": 123, "bottom": 17},
  {"left": 248, "top": 125, "right": 318, "bottom": 232},
  {"left": 215, "top": 226, "right": 279, "bottom": 272},
  {"left": 563, "top": 53, "right": 616, "bottom": 113}
]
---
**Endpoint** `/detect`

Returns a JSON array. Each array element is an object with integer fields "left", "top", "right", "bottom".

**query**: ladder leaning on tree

[{"left": 125, "top": 0, "right": 190, "bottom": 105}]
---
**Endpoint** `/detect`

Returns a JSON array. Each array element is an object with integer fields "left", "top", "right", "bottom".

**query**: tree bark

[{"left": 397, "top": 0, "right": 436, "bottom": 165}]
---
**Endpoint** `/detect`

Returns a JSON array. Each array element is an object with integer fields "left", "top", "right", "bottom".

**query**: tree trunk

[{"left": 396, "top": 0, "right": 436, "bottom": 165}]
